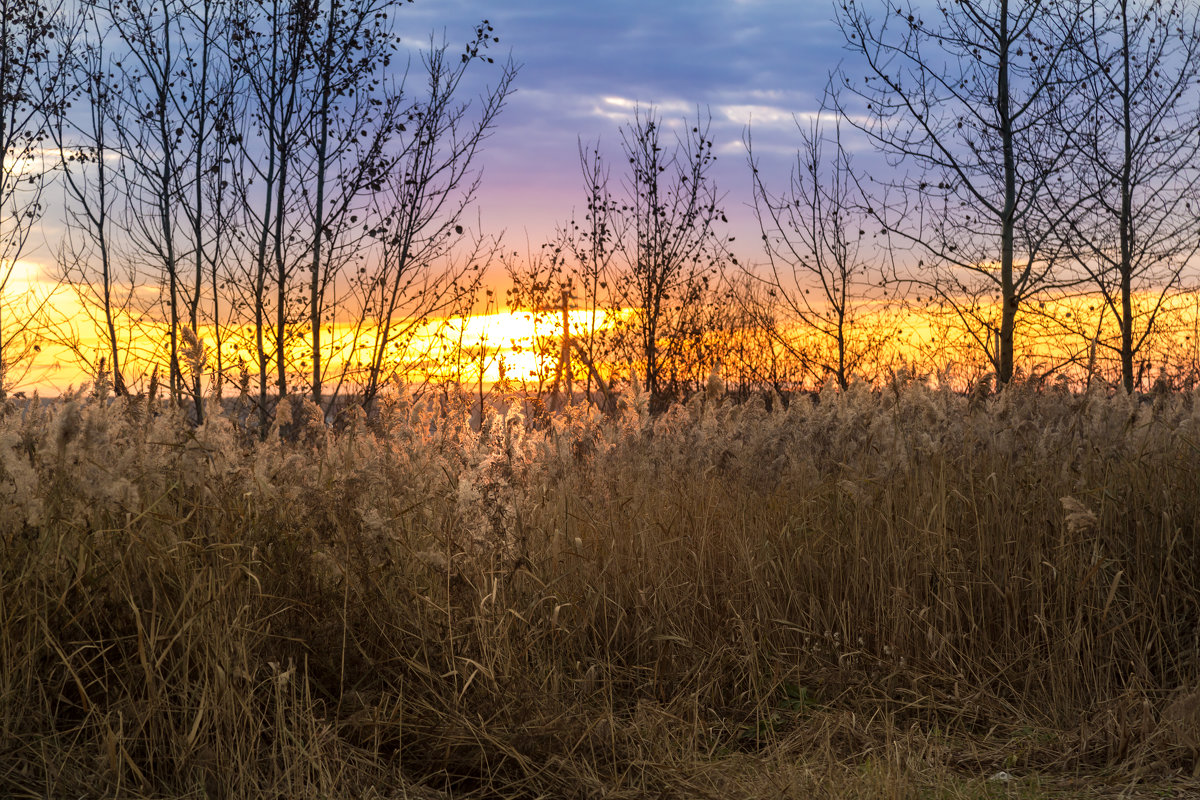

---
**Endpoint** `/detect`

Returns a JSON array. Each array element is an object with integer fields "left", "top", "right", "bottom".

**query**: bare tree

[
  {"left": 0, "top": 0, "right": 71, "bottom": 398},
  {"left": 54, "top": 0, "right": 236, "bottom": 413},
  {"left": 224, "top": 0, "right": 317, "bottom": 428},
  {"left": 504, "top": 241, "right": 571, "bottom": 398},
  {"left": 50, "top": 17, "right": 132, "bottom": 395},
  {"left": 1057, "top": 0, "right": 1200, "bottom": 392},
  {"left": 510, "top": 141, "right": 625, "bottom": 407},
  {"left": 748, "top": 107, "right": 892, "bottom": 389},
  {"left": 222, "top": 3, "right": 512, "bottom": 422},
  {"left": 91, "top": 0, "right": 192, "bottom": 402},
  {"left": 352, "top": 31, "right": 515, "bottom": 413},
  {"left": 835, "top": 0, "right": 1089, "bottom": 384},
  {"left": 302, "top": 0, "right": 414, "bottom": 409},
  {"left": 607, "top": 107, "right": 729, "bottom": 406},
  {"left": 717, "top": 273, "right": 806, "bottom": 397},
  {"left": 176, "top": 0, "right": 239, "bottom": 418},
  {"left": 557, "top": 141, "right": 624, "bottom": 399},
  {"left": 24, "top": 0, "right": 516, "bottom": 418}
]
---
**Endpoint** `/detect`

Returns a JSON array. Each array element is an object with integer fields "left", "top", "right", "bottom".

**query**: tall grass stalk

[{"left": 1, "top": 382, "right": 1197, "bottom": 797}]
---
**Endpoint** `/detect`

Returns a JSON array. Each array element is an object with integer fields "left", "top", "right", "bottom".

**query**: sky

[
  {"left": 398, "top": 0, "right": 852, "bottom": 263},
  {"left": 7, "top": 0, "right": 867, "bottom": 394}
]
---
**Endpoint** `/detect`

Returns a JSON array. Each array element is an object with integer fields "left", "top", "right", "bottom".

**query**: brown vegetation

[{"left": 2, "top": 379, "right": 1198, "bottom": 798}]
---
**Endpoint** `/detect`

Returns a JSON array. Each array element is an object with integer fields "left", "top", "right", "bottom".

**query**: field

[{"left": 1, "top": 380, "right": 1198, "bottom": 798}]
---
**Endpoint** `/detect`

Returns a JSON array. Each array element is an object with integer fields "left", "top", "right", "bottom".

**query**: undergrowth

[{"left": 1, "top": 380, "right": 1198, "bottom": 798}]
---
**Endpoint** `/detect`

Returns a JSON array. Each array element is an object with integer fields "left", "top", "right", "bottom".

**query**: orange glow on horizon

[
  {"left": 7, "top": 263, "right": 1200, "bottom": 398},
  {"left": 7, "top": 277, "right": 625, "bottom": 396}
]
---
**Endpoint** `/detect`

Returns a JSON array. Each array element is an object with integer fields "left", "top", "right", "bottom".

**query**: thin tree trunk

[
  {"left": 1118, "top": 0, "right": 1136, "bottom": 392},
  {"left": 310, "top": 14, "right": 332, "bottom": 408},
  {"left": 997, "top": 0, "right": 1017, "bottom": 384}
]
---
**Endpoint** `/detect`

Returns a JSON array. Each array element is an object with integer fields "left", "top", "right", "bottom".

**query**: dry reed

[{"left": 1, "top": 380, "right": 1197, "bottom": 798}]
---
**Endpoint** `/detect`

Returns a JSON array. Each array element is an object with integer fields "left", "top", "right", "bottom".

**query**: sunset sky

[
  {"left": 9, "top": 0, "right": 861, "bottom": 395},
  {"left": 19, "top": 0, "right": 1189, "bottom": 397},
  {"left": 399, "top": 0, "right": 851, "bottom": 259}
]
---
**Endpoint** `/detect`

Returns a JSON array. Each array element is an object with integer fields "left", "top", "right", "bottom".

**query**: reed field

[{"left": 1, "top": 379, "right": 1199, "bottom": 798}]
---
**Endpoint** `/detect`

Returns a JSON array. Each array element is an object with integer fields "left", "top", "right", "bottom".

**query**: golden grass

[{"left": 1, "top": 381, "right": 1198, "bottom": 798}]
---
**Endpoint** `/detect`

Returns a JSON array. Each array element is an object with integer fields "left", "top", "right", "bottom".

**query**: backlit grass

[{"left": 1, "top": 380, "right": 1198, "bottom": 798}]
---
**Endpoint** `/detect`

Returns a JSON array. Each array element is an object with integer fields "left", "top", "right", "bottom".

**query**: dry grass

[{"left": 1, "top": 380, "right": 1198, "bottom": 798}]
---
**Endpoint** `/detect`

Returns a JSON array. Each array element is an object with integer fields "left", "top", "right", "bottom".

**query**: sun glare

[
  {"left": 9, "top": 265, "right": 1200, "bottom": 398},
  {"left": 1, "top": 259, "right": 45, "bottom": 291},
  {"left": 8, "top": 289, "right": 621, "bottom": 396}
]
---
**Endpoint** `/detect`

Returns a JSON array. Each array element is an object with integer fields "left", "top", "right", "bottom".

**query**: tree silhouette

[
  {"left": 353, "top": 29, "right": 516, "bottom": 413},
  {"left": 748, "top": 104, "right": 892, "bottom": 389},
  {"left": 0, "top": 0, "right": 71, "bottom": 398},
  {"left": 608, "top": 107, "right": 729, "bottom": 406},
  {"left": 1057, "top": 0, "right": 1200, "bottom": 391},
  {"left": 836, "top": 0, "right": 1090, "bottom": 383}
]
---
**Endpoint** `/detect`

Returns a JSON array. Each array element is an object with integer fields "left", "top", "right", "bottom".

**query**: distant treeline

[{"left": 3, "top": 0, "right": 1200, "bottom": 422}]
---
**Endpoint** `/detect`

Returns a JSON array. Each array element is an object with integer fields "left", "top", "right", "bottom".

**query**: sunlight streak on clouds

[{"left": 592, "top": 95, "right": 695, "bottom": 122}]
